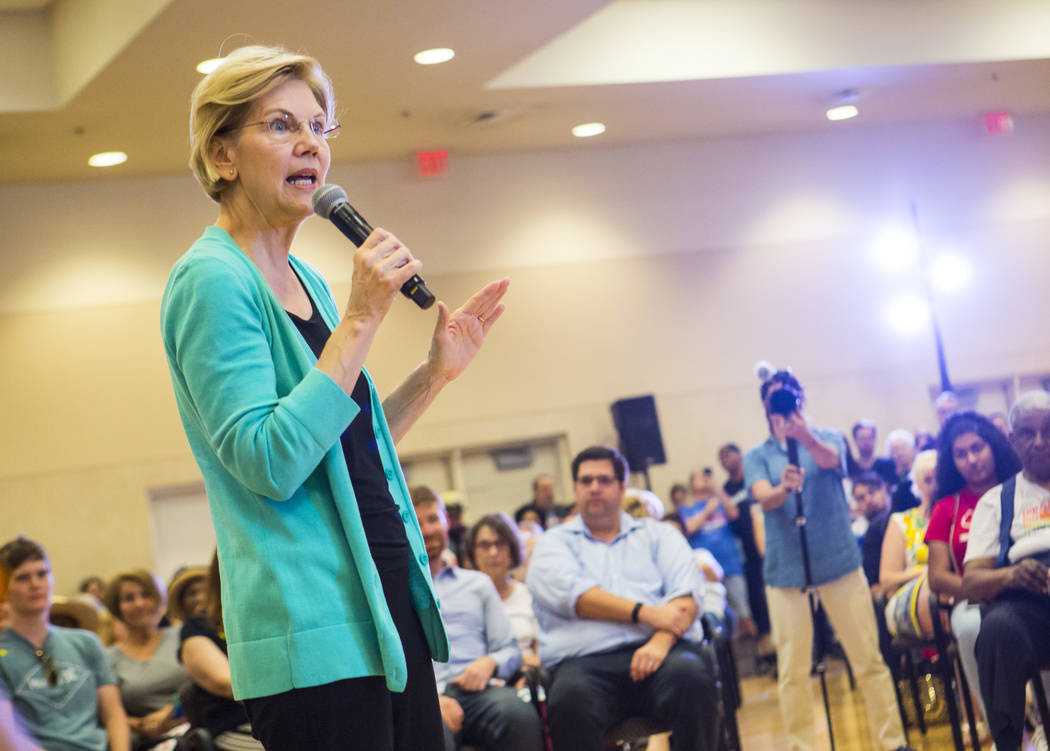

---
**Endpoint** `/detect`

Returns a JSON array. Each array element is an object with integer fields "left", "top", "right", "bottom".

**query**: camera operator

[{"left": 743, "top": 371, "right": 911, "bottom": 751}]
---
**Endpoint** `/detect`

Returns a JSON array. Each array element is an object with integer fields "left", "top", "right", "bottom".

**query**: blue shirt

[
  {"left": 743, "top": 428, "right": 862, "bottom": 588},
  {"left": 526, "top": 512, "right": 704, "bottom": 666},
  {"left": 431, "top": 567, "right": 521, "bottom": 692},
  {"left": 678, "top": 500, "right": 743, "bottom": 576},
  {"left": 0, "top": 626, "right": 115, "bottom": 751}
]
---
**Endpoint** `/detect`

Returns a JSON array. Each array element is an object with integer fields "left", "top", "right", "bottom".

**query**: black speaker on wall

[{"left": 610, "top": 395, "right": 666, "bottom": 472}]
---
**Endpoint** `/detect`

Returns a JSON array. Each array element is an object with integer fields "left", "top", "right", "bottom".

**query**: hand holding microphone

[{"left": 313, "top": 183, "right": 435, "bottom": 310}]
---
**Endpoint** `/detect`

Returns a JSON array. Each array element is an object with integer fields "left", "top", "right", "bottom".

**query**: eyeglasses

[
  {"left": 576, "top": 475, "right": 617, "bottom": 487},
  {"left": 226, "top": 112, "right": 340, "bottom": 142},
  {"left": 34, "top": 648, "right": 58, "bottom": 686},
  {"left": 474, "top": 540, "right": 509, "bottom": 553}
]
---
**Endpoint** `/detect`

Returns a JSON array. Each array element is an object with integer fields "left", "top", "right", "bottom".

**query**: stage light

[
  {"left": 929, "top": 254, "right": 972, "bottom": 293},
  {"left": 88, "top": 151, "right": 128, "bottom": 167},
  {"left": 871, "top": 227, "right": 919, "bottom": 272},
  {"left": 196, "top": 58, "right": 224, "bottom": 74},
  {"left": 414, "top": 48, "right": 455, "bottom": 65},
  {"left": 826, "top": 90, "right": 859, "bottom": 121},
  {"left": 887, "top": 294, "right": 930, "bottom": 335},
  {"left": 572, "top": 122, "right": 606, "bottom": 138}
]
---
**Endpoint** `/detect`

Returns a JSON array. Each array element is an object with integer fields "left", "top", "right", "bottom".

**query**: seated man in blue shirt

[
  {"left": 411, "top": 487, "right": 543, "bottom": 751},
  {"left": 527, "top": 446, "right": 719, "bottom": 751}
]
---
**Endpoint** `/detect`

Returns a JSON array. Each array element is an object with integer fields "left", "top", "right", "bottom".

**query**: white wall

[{"left": 2, "top": 114, "right": 1049, "bottom": 592}]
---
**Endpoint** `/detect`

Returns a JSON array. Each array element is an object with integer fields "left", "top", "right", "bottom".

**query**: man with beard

[
  {"left": 963, "top": 391, "right": 1050, "bottom": 751},
  {"left": 411, "top": 487, "right": 542, "bottom": 751}
]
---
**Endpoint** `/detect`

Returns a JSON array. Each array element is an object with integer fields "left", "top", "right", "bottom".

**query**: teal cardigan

[{"left": 160, "top": 226, "right": 449, "bottom": 700}]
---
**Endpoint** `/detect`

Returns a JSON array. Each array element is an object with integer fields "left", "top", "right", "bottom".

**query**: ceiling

[{"left": 2, "top": 0, "right": 1050, "bottom": 185}]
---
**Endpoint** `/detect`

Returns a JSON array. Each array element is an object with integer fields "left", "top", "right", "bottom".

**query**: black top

[
  {"left": 177, "top": 618, "right": 247, "bottom": 736},
  {"left": 861, "top": 508, "right": 892, "bottom": 586},
  {"left": 286, "top": 297, "right": 409, "bottom": 565},
  {"left": 846, "top": 453, "right": 898, "bottom": 487}
]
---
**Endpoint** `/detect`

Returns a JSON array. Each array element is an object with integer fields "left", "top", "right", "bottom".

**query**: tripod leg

[{"left": 808, "top": 591, "right": 836, "bottom": 751}]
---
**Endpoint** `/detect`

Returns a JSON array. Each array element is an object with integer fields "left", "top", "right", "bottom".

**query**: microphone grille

[{"left": 312, "top": 183, "right": 348, "bottom": 219}]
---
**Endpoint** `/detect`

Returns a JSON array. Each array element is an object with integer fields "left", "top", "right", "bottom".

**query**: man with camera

[{"left": 743, "top": 371, "right": 910, "bottom": 751}]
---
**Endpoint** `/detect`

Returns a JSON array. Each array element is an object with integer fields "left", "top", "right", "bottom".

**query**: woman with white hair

[{"left": 880, "top": 449, "right": 939, "bottom": 638}]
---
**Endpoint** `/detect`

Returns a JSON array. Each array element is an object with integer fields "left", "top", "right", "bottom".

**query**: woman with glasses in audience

[
  {"left": 104, "top": 570, "right": 189, "bottom": 748},
  {"left": 0, "top": 537, "right": 129, "bottom": 751},
  {"left": 463, "top": 514, "right": 540, "bottom": 671},
  {"left": 160, "top": 44, "right": 507, "bottom": 751},
  {"left": 924, "top": 412, "right": 1021, "bottom": 731}
]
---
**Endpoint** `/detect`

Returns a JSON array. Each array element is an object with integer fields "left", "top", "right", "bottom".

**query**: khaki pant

[{"left": 766, "top": 568, "right": 905, "bottom": 751}]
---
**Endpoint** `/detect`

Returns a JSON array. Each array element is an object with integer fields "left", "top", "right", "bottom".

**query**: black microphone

[
  {"left": 787, "top": 437, "right": 800, "bottom": 467},
  {"left": 312, "top": 183, "right": 435, "bottom": 310}
]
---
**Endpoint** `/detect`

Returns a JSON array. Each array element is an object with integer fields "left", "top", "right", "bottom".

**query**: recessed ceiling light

[
  {"left": 572, "top": 122, "right": 606, "bottom": 138},
  {"left": 88, "top": 151, "right": 128, "bottom": 168},
  {"left": 196, "top": 57, "right": 224, "bottom": 75},
  {"left": 826, "top": 105, "right": 858, "bottom": 121},
  {"left": 826, "top": 89, "right": 859, "bottom": 121},
  {"left": 414, "top": 48, "right": 455, "bottom": 65}
]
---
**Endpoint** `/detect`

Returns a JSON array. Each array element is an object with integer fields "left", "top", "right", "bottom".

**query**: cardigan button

[
  {"left": 418, "top": 553, "right": 428, "bottom": 566},
  {"left": 401, "top": 509, "right": 412, "bottom": 523},
  {"left": 385, "top": 469, "right": 395, "bottom": 480}
]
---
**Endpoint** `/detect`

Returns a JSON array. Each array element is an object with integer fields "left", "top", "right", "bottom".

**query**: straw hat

[
  {"left": 167, "top": 566, "right": 209, "bottom": 622},
  {"left": 49, "top": 594, "right": 102, "bottom": 633}
]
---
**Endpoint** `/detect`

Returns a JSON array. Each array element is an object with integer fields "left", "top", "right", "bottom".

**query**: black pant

[
  {"left": 546, "top": 641, "right": 718, "bottom": 751},
  {"left": 976, "top": 589, "right": 1050, "bottom": 751},
  {"left": 441, "top": 684, "right": 543, "bottom": 751},
  {"left": 243, "top": 559, "right": 444, "bottom": 751}
]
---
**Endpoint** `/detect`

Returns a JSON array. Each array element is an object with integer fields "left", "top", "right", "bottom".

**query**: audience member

[
  {"left": 879, "top": 450, "right": 938, "bottom": 638},
  {"left": 445, "top": 503, "right": 468, "bottom": 563},
  {"left": 885, "top": 429, "right": 918, "bottom": 501},
  {"left": 988, "top": 411, "right": 1010, "bottom": 437},
  {"left": 104, "top": 570, "right": 188, "bottom": 748},
  {"left": 514, "top": 474, "right": 557, "bottom": 530},
  {"left": 165, "top": 567, "right": 208, "bottom": 627},
  {"left": 853, "top": 473, "right": 892, "bottom": 594},
  {"left": 925, "top": 410, "right": 1021, "bottom": 731},
  {"left": 935, "top": 391, "right": 961, "bottom": 431},
  {"left": 847, "top": 420, "right": 897, "bottom": 485},
  {"left": 623, "top": 487, "right": 666, "bottom": 521},
  {"left": 79, "top": 577, "right": 106, "bottom": 603},
  {"left": 914, "top": 430, "right": 937, "bottom": 451},
  {"left": 668, "top": 483, "right": 689, "bottom": 509},
  {"left": 178, "top": 553, "right": 263, "bottom": 750},
  {"left": 679, "top": 469, "right": 756, "bottom": 637},
  {"left": 719, "top": 442, "right": 772, "bottom": 652},
  {"left": 462, "top": 514, "right": 539, "bottom": 670},
  {"left": 0, "top": 537, "right": 130, "bottom": 751},
  {"left": 527, "top": 446, "right": 719, "bottom": 751},
  {"left": 743, "top": 371, "right": 911, "bottom": 751},
  {"left": 413, "top": 487, "right": 542, "bottom": 751},
  {"left": 962, "top": 393, "right": 1050, "bottom": 751}
]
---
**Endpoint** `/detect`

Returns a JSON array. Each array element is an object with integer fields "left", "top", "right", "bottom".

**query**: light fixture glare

[
  {"left": 887, "top": 294, "right": 930, "bottom": 335},
  {"left": 572, "top": 122, "right": 606, "bottom": 138},
  {"left": 414, "top": 48, "right": 455, "bottom": 65},
  {"left": 929, "top": 254, "right": 972, "bottom": 293},
  {"left": 196, "top": 57, "right": 224, "bottom": 75},
  {"left": 871, "top": 227, "right": 919, "bottom": 272},
  {"left": 826, "top": 104, "right": 858, "bottom": 121},
  {"left": 88, "top": 151, "right": 128, "bottom": 168}
]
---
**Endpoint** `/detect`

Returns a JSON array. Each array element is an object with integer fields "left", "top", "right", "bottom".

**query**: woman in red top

[{"left": 925, "top": 411, "right": 1020, "bottom": 725}]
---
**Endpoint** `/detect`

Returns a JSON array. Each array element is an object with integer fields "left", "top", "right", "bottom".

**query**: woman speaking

[{"left": 160, "top": 44, "right": 508, "bottom": 750}]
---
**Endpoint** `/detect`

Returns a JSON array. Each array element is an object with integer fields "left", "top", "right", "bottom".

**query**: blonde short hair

[
  {"left": 909, "top": 449, "right": 938, "bottom": 499},
  {"left": 188, "top": 44, "right": 336, "bottom": 202}
]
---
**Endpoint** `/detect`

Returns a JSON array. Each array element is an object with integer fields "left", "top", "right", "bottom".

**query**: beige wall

[{"left": 3, "top": 115, "right": 1049, "bottom": 594}]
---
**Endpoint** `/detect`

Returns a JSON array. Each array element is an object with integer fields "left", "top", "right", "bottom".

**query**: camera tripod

[{"left": 787, "top": 437, "right": 837, "bottom": 751}]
